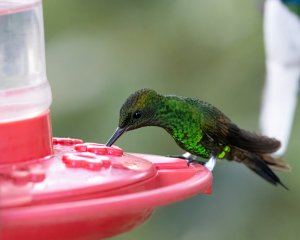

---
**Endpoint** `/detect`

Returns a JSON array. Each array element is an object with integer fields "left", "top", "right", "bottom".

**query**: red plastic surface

[
  {"left": 0, "top": 111, "right": 52, "bottom": 164},
  {"left": 0, "top": 137, "right": 212, "bottom": 240}
]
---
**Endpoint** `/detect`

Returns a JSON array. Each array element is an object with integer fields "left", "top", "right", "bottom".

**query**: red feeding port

[{"left": 0, "top": 138, "right": 213, "bottom": 240}]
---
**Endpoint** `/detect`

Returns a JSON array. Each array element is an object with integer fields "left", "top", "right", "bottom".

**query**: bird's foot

[
  {"left": 167, "top": 154, "right": 205, "bottom": 166},
  {"left": 167, "top": 155, "right": 188, "bottom": 160}
]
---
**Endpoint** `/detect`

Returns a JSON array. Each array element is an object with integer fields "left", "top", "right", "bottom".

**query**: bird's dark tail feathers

[
  {"left": 227, "top": 124, "right": 281, "bottom": 154},
  {"left": 230, "top": 148, "right": 290, "bottom": 190}
]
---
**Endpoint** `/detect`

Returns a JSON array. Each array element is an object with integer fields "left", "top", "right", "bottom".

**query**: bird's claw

[
  {"left": 166, "top": 154, "right": 204, "bottom": 166},
  {"left": 167, "top": 153, "right": 216, "bottom": 171},
  {"left": 167, "top": 155, "right": 189, "bottom": 160}
]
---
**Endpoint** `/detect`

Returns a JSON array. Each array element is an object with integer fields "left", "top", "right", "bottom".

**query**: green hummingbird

[{"left": 106, "top": 89, "right": 290, "bottom": 188}]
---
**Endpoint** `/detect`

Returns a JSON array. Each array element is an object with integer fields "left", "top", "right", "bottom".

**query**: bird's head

[{"left": 106, "top": 88, "right": 161, "bottom": 146}]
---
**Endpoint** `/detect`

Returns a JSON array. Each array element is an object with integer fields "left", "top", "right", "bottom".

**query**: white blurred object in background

[{"left": 260, "top": 0, "right": 300, "bottom": 156}]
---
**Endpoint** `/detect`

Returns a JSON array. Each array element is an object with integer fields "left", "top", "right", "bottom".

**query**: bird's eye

[{"left": 133, "top": 110, "right": 142, "bottom": 119}]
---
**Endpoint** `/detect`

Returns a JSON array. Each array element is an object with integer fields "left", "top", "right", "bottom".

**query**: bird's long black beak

[{"left": 106, "top": 127, "right": 127, "bottom": 146}]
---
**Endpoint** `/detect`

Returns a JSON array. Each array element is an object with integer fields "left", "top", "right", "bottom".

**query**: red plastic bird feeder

[{"left": 0, "top": 1, "right": 213, "bottom": 239}]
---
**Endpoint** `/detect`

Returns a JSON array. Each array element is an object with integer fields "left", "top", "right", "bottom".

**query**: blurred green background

[{"left": 43, "top": 0, "right": 300, "bottom": 239}]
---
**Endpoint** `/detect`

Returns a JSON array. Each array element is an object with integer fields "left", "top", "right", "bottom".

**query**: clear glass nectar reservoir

[{"left": 0, "top": 0, "right": 51, "bottom": 121}]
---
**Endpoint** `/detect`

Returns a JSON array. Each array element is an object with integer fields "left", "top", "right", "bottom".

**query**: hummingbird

[{"left": 106, "top": 89, "right": 290, "bottom": 189}]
